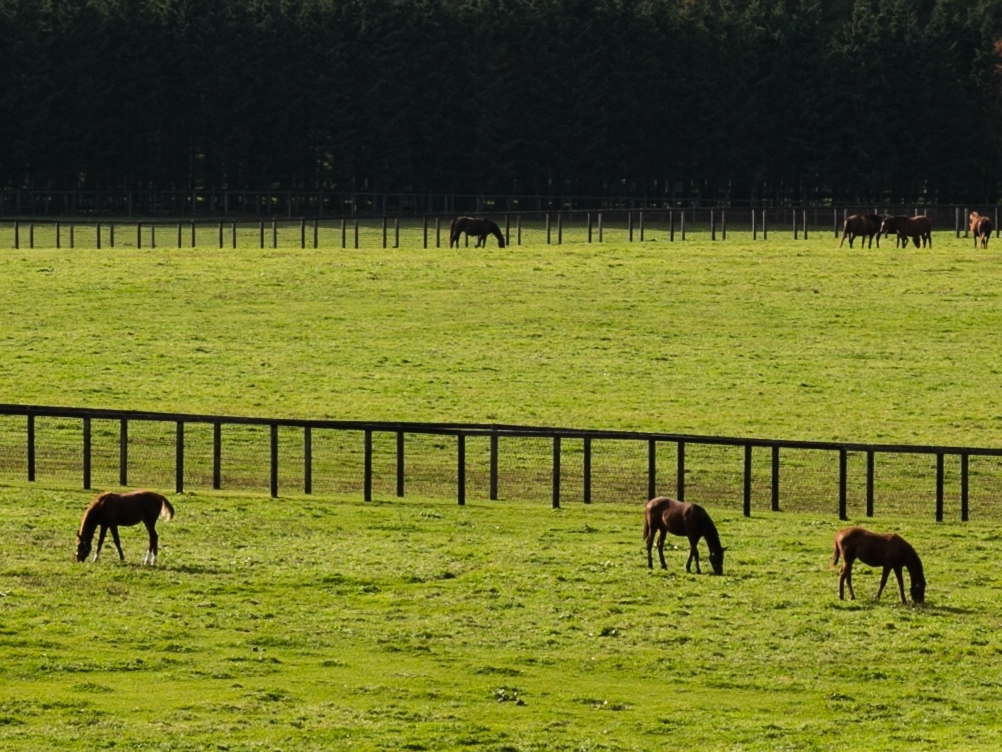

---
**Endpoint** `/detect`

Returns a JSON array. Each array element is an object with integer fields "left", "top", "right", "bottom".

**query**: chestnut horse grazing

[
  {"left": 880, "top": 215, "right": 932, "bottom": 248},
  {"left": 832, "top": 527, "right": 925, "bottom": 604},
  {"left": 449, "top": 216, "right": 506, "bottom": 248},
  {"left": 970, "top": 212, "right": 993, "bottom": 249},
  {"left": 76, "top": 490, "right": 175, "bottom": 565},
  {"left": 644, "top": 496, "right": 725, "bottom": 574},
  {"left": 839, "top": 214, "right": 883, "bottom": 248}
]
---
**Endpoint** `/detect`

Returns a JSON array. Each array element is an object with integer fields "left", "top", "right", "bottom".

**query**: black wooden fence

[
  {"left": 1, "top": 404, "right": 1001, "bottom": 521},
  {"left": 0, "top": 206, "right": 998, "bottom": 250}
]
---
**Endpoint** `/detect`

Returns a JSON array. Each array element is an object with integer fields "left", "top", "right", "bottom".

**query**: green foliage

[
  {"left": 1, "top": 0, "right": 1001, "bottom": 201},
  {"left": 2, "top": 484, "right": 1002, "bottom": 750}
]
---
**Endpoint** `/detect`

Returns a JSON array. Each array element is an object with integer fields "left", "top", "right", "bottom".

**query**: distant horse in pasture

[
  {"left": 643, "top": 496, "right": 725, "bottom": 575},
  {"left": 831, "top": 527, "right": 925, "bottom": 604},
  {"left": 449, "top": 217, "right": 506, "bottom": 248},
  {"left": 880, "top": 215, "right": 932, "bottom": 249},
  {"left": 839, "top": 214, "right": 883, "bottom": 248},
  {"left": 970, "top": 212, "right": 994, "bottom": 249},
  {"left": 76, "top": 490, "right": 175, "bottom": 565}
]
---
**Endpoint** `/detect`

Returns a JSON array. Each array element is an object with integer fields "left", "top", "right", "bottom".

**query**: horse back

[
  {"left": 835, "top": 527, "right": 910, "bottom": 567},
  {"left": 645, "top": 496, "right": 695, "bottom": 537},
  {"left": 93, "top": 490, "right": 169, "bottom": 526}
]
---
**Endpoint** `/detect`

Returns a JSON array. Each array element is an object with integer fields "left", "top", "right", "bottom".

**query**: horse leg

[
  {"left": 686, "top": 537, "right": 701, "bottom": 574},
  {"left": 645, "top": 523, "right": 655, "bottom": 569},
  {"left": 875, "top": 566, "right": 892, "bottom": 601},
  {"left": 656, "top": 529, "right": 668, "bottom": 570},
  {"left": 893, "top": 566, "right": 907, "bottom": 604},
  {"left": 143, "top": 520, "right": 159, "bottom": 566},
  {"left": 94, "top": 525, "right": 108, "bottom": 562},
  {"left": 839, "top": 559, "right": 855, "bottom": 600},
  {"left": 109, "top": 526, "right": 125, "bottom": 561}
]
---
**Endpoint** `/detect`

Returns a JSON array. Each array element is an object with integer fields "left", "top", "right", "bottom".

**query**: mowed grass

[
  {"left": 1, "top": 228, "right": 1001, "bottom": 446},
  {"left": 2, "top": 484, "right": 1002, "bottom": 751}
]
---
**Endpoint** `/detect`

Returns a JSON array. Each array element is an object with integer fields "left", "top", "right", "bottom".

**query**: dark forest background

[{"left": 2, "top": 0, "right": 1001, "bottom": 204}]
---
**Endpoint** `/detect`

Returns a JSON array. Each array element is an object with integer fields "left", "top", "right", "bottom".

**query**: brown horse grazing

[
  {"left": 644, "top": 496, "right": 725, "bottom": 574},
  {"left": 880, "top": 215, "right": 933, "bottom": 248},
  {"left": 76, "top": 490, "right": 175, "bottom": 565},
  {"left": 449, "top": 216, "right": 506, "bottom": 248},
  {"left": 970, "top": 212, "right": 993, "bottom": 249},
  {"left": 832, "top": 527, "right": 925, "bottom": 604},
  {"left": 838, "top": 214, "right": 883, "bottom": 248}
]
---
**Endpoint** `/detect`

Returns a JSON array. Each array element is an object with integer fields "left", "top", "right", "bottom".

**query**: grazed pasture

[
  {"left": 2, "top": 484, "right": 1002, "bottom": 751},
  {"left": 1, "top": 229, "right": 1001, "bottom": 448},
  {"left": 2, "top": 229, "right": 1002, "bottom": 749}
]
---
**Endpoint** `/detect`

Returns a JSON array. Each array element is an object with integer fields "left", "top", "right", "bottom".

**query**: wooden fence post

[
  {"left": 176, "top": 421, "right": 185, "bottom": 494},
  {"left": 743, "top": 444, "right": 752, "bottom": 517},
  {"left": 838, "top": 449, "right": 848, "bottom": 521},
  {"left": 866, "top": 450, "right": 874, "bottom": 517},
  {"left": 396, "top": 430, "right": 404, "bottom": 497},
  {"left": 552, "top": 436, "right": 561, "bottom": 509},
  {"left": 213, "top": 421, "right": 222, "bottom": 490},
  {"left": 304, "top": 426, "right": 313, "bottom": 495},
  {"left": 119, "top": 419, "right": 128, "bottom": 487},
  {"left": 82, "top": 416, "right": 91, "bottom": 490},
  {"left": 26, "top": 413, "right": 35, "bottom": 482},
  {"left": 270, "top": 423, "right": 279, "bottom": 498},
  {"left": 489, "top": 432, "right": 499, "bottom": 501},
  {"left": 647, "top": 439, "right": 657, "bottom": 501},
  {"left": 364, "top": 429, "right": 372, "bottom": 501},
  {"left": 457, "top": 433, "right": 466, "bottom": 506},
  {"left": 676, "top": 440, "right": 685, "bottom": 501},
  {"left": 771, "top": 446, "right": 780, "bottom": 511}
]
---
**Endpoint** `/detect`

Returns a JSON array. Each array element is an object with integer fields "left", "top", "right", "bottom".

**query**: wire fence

[
  {"left": 1, "top": 404, "right": 1000, "bottom": 522},
  {"left": 0, "top": 205, "right": 997, "bottom": 250}
]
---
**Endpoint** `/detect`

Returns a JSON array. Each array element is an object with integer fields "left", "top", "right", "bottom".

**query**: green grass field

[
  {"left": 2, "top": 485, "right": 1001, "bottom": 751},
  {"left": 3, "top": 227, "right": 1002, "bottom": 749},
  {"left": 1, "top": 226, "right": 1001, "bottom": 446}
]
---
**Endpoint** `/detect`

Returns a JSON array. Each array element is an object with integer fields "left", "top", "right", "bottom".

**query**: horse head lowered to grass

[
  {"left": 832, "top": 526, "right": 925, "bottom": 604},
  {"left": 643, "top": 496, "right": 725, "bottom": 575},
  {"left": 449, "top": 216, "right": 506, "bottom": 248},
  {"left": 76, "top": 489, "right": 175, "bottom": 565}
]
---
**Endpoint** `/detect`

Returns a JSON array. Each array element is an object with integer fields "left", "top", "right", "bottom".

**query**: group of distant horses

[
  {"left": 839, "top": 211, "right": 994, "bottom": 250},
  {"left": 643, "top": 496, "right": 925, "bottom": 604}
]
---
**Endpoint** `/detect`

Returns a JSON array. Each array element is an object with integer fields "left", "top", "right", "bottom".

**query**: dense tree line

[{"left": 1, "top": 0, "right": 1000, "bottom": 204}]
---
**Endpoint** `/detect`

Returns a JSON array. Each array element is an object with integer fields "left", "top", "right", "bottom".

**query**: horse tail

[
  {"left": 449, "top": 217, "right": 461, "bottom": 248},
  {"left": 160, "top": 497, "right": 175, "bottom": 521},
  {"left": 831, "top": 541, "right": 841, "bottom": 568},
  {"left": 838, "top": 222, "right": 848, "bottom": 248}
]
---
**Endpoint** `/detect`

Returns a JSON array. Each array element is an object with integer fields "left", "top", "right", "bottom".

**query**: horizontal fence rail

[
  {"left": 0, "top": 189, "right": 984, "bottom": 219},
  {"left": 0, "top": 206, "right": 997, "bottom": 250},
  {"left": 1, "top": 404, "right": 1000, "bottom": 521}
]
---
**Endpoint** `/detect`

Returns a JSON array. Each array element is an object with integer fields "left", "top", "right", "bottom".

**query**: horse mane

[
  {"left": 700, "top": 510, "right": 723, "bottom": 554},
  {"left": 906, "top": 544, "right": 926, "bottom": 586}
]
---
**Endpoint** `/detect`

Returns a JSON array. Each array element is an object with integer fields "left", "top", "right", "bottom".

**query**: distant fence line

[
  {"left": 1, "top": 404, "right": 1000, "bottom": 521},
  {"left": 1, "top": 206, "right": 998, "bottom": 250},
  {"left": 0, "top": 189, "right": 977, "bottom": 219}
]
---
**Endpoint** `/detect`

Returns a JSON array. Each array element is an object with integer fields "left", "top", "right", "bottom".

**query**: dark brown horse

[
  {"left": 970, "top": 211, "right": 994, "bottom": 249},
  {"left": 880, "top": 215, "right": 932, "bottom": 248},
  {"left": 839, "top": 214, "right": 883, "bottom": 248},
  {"left": 449, "top": 216, "right": 506, "bottom": 248},
  {"left": 644, "top": 496, "right": 725, "bottom": 574},
  {"left": 76, "top": 490, "right": 175, "bottom": 565},
  {"left": 832, "top": 527, "right": 925, "bottom": 604}
]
